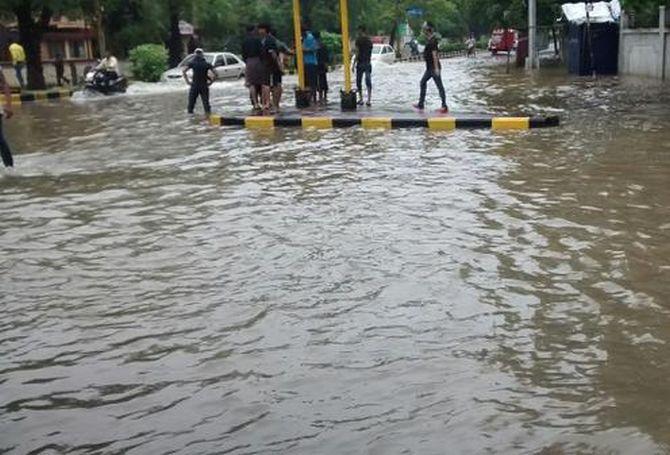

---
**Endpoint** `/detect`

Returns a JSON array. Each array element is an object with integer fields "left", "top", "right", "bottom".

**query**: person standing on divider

[
  {"left": 271, "top": 29, "right": 292, "bottom": 112},
  {"left": 0, "top": 71, "right": 15, "bottom": 169},
  {"left": 314, "top": 31, "right": 330, "bottom": 105},
  {"left": 242, "top": 25, "right": 264, "bottom": 112},
  {"left": 183, "top": 48, "right": 216, "bottom": 115},
  {"left": 414, "top": 23, "right": 449, "bottom": 113},
  {"left": 258, "top": 23, "right": 280, "bottom": 114},
  {"left": 302, "top": 26, "right": 319, "bottom": 105},
  {"left": 353, "top": 26, "right": 373, "bottom": 107},
  {"left": 9, "top": 39, "right": 26, "bottom": 90}
]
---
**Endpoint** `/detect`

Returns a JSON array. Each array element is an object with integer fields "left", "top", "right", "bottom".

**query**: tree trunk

[
  {"left": 14, "top": 3, "right": 52, "bottom": 90},
  {"left": 167, "top": 2, "right": 183, "bottom": 68}
]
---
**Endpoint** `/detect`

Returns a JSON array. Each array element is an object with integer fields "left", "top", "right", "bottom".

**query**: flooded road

[{"left": 2, "top": 57, "right": 670, "bottom": 454}]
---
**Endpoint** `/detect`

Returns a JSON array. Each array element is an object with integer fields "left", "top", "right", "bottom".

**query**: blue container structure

[{"left": 566, "top": 22, "right": 619, "bottom": 76}]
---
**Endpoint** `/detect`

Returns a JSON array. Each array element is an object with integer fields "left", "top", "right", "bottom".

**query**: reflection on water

[{"left": 1, "top": 58, "right": 669, "bottom": 454}]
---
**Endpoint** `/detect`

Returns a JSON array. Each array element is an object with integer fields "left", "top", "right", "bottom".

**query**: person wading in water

[
  {"left": 183, "top": 48, "right": 216, "bottom": 115},
  {"left": 0, "top": 70, "right": 15, "bottom": 169}
]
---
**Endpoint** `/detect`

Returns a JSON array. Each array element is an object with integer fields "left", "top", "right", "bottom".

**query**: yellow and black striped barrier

[
  {"left": 210, "top": 115, "right": 559, "bottom": 130},
  {"left": 11, "top": 89, "right": 73, "bottom": 105}
]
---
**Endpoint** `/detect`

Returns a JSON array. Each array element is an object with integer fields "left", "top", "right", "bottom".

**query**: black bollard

[
  {"left": 295, "top": 88, "right": 311, "bottom": 109},
  {"left": 340, "top": 90, "right": 357, "bottom": 111}
]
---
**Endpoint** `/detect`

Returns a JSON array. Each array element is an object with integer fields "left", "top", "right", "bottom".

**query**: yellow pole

[
  {"left": 292, "top": 0, "right": 305, "bottom": 89},
  {"left": 340, "top": 0, "right": 352, "bottom": 93}
]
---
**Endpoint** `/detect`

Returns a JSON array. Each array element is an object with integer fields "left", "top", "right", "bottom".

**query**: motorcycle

[{"left": 84, "top": 68, "right": 128, "bottom": 95}]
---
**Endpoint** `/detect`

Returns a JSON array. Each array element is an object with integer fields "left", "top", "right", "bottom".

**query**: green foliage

[
  {"left": 129, "top": 44, "right": 168, "bottom": 82},
  {"left": 438, "top": 39, "right": 465, "bottom": 53},
  {"left": 320, "top": 32, "right": 343, "bottom": 58}
]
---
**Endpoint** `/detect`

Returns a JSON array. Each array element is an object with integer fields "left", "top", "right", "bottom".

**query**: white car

[
  {"left": 160, "top": 52, "right": 245, "bottom": 83},
  {"left": 371, "top": 44, "right": 396, "bottom": 64}
]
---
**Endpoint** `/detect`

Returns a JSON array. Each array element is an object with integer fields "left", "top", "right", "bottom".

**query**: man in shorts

[{"left": 258, "top": 23, "right": 282, "bottom": 113}]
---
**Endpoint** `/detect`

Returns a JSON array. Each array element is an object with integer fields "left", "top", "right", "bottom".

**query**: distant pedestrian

[
  {"left": 354, "top": 25, "right": 373, "bottom": 106},
  {"left": 55, "top": 53, "right": 70, "bottom": 86},
  {"left": 314, "top": 31, "right": 330, "bottom": 105},
  {"left": 182, "top": 48, "right": 216, "bottom": 115},
  {"left": 302, "top": 26, "right": 319, "bottom": 105},
  {"left": 242, "top": 25, "right": 264, "bottom": 111},
  {"left": 466, "top": 33, "right": 476, "bottom": 57},
  {"left": 9, "top": 40, "right": 26, "bottom": 89},
  {"left": 0, "top": 70, "right": 15, "bottom": 168},
  {"left": 258, "top": 23, "right": 280, "bottom": 113},
  {"left": 414, "top": 23, "right": 448, "bottom": 113}
]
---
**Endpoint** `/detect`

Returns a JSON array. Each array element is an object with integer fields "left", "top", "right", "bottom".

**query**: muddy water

[{"left": 1, "top": 58, "right": 670, "bottom": 454}]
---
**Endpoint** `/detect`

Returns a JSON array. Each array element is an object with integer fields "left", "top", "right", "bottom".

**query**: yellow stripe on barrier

[
  {"left": 34, "top": 91, "right": 48, "bottom": 101},
  {"left": 209, "top": 114, "right": 221, "bottom": 126},
  {"left": 361, "top": 117, "right": 392, "bottom": 129},
  {"left": 57, "top": 89, "right": 71, "bottom": 98},
  {"left": 11, "top": 94, "right": 22, "bottom": 105},
  {"left": 428, "top": 117, "right": 456, "bottom": 130},
  {"left": 302, "top": 117, "right": 333, "bottom": 129},
  {"left": 245, "top": 116, "right": 275, "bottom": 129},
  {"left": 492, "top": 117, "right": 529, "bottom": 130}
]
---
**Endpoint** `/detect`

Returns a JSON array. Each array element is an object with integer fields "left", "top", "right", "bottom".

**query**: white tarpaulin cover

[{"left": 561, "top": 0, "right": 621, "bottom": 24}]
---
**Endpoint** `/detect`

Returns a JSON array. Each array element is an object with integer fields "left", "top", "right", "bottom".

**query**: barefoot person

[
  {"left": 183, "top": 48, "right": 216, "bottom": 115},
  {"left": 414, "top": 23, "right": 448, "bottom": 113},
  {"left": 258, "top": 23, "right": 280, "bottom": 113},
  {"left": 353, "top": 26, "right": 373, "bottom": 106},
  {"left": 0, "top": 71, "right": 15, "bottom": 168},
  {"left": 242, "top": 25, "right": 264, "bottom": 111}
]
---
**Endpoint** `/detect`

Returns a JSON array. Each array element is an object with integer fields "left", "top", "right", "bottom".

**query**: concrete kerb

[
  {"left": 209, "top": 114, "right": 560, "bottom": 130},
  {"left": 11, "top": 89, "right": 73, "bottom": 105}
]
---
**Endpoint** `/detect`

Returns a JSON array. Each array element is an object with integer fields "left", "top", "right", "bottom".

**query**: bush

[
  {"left": 320, "top": 32, "right": 343, "bottom": 60},
  {"left": 438, "top": 40, "right": 466, "bottom": 53},
  {"left": 129, "top": 44, "right": 168, "bottom": 82}
]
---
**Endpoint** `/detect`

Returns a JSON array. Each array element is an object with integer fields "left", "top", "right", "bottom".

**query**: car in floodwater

[
  {"left": 160, "top": 52, "right": 246, "bottom": 83},
  {"left": 371, "top": 44, "right": 396, "bottom": 65}
]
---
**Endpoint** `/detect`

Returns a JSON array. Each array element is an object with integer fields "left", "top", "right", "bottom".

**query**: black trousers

[
  {"left": 418, "top": 68, "right": 447, "bottom": 108},
  {"left": 188, "top": 84, "right": 211, "bottom": 114},
  {"left": 0, "top": 116, "right": 14, "bottom": 168}
]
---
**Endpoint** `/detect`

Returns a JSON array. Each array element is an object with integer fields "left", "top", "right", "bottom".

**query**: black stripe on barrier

[
  {"left": 530, "top": 116, "right": 560, "bottom": 128},
  {"left": 221, "top": 117, "right": 245, "bottom": 126},
  {"left": 275, "top": 117, "right": 302, "bottom": 127},
  {"left": 456, "top": 118, "right": 493, "bottom": 129},
  {"left": 391, "top": 118, "right": 429, "bottom": 128},
  {"left": 20, "top": 93, "right": 36, "bottom": 102},
  {"left": 332, "top": 118, "right": 361, "bottom": 128}
]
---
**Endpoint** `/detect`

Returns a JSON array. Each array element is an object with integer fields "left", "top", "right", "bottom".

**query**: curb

[
  {"left": 210, "top": 115, "right": 559, "bottom": 130},
  {"left": 11, "top": 89, "right": 73, "bottom": 105}
]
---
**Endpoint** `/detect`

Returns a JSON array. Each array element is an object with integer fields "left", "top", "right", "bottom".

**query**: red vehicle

[{"left": 488, "top": 28, "right": 518, "bottom": 54}]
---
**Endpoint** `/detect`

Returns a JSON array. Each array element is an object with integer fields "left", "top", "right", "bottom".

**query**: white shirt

[{"left": 96, "top": 56, "right": 119, "bottom": 73}]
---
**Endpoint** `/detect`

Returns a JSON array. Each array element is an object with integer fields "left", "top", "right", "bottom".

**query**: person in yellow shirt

[{"left": 9, "top": 40, "right": 26, "bottom": 89}]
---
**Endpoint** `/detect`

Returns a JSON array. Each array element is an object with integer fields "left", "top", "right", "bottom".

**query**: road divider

[
  {"left": 11, "top": 89, "right": 73, "bottom": 105},
  {"left": 210, "top": 115, "right": 559, "bottom": 130}
]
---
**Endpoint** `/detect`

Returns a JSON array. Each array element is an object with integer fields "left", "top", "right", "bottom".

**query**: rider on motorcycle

[{"left": 95, "top": 51, "right": 120, "bottom": 86}]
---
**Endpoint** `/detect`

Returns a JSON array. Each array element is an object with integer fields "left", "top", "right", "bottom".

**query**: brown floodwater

[{"left": 1, "top": 57, "right": 670, "bottom": 454}]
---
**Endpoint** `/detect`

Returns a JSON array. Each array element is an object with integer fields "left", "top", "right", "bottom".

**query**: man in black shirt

[
  {"left": 242, "top": 25, "right": 264, "bottom": 111},
  {"left": 258, "top": 23, "right": 280, "bottom": 113},
  {"left": 183, "top": 48, "right": 216, "bottom": 115},
  {"left": 414, "top": 23, "right": 448, "bottom": 113},
  {"left": 354, "top": 25, "right": 373, "bottom": 106}
]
